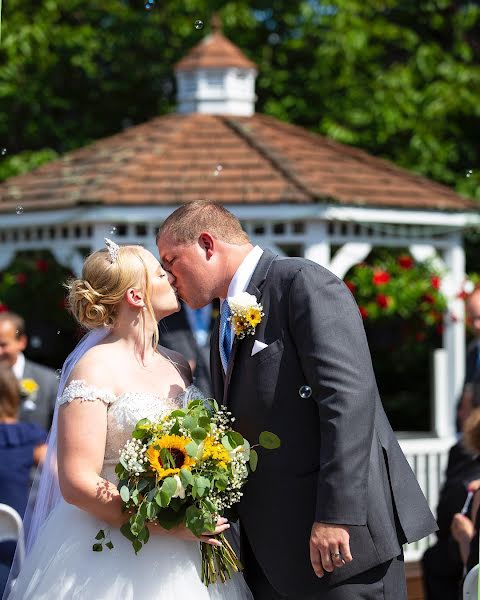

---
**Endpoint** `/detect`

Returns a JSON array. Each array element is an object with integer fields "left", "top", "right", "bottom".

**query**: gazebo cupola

[{"left": 174, "top": 16, "right": 257, "bottom": 116}]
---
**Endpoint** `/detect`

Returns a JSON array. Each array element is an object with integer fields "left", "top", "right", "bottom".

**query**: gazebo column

[
  {"left": 329, "top": 242, "right": 372, "bottom": 279},
  {"left": 304, "top": 222, "right": 330, "bottom": 267},
  {"left": 410, "top": 243, "right": 452, "bottom": 437},
  {"left": 442, "top": 233, "right": 466, "bottom": 430},
  {"left": 0, "top": 247, "right": 16, "bottom": 271}
]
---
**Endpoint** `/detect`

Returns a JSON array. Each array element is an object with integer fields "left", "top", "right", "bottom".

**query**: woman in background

[{"left": 0, "top": 365, "right": 47, "bottom": 594}]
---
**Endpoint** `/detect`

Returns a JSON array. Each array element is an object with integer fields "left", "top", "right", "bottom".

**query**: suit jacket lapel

[{"left": 223, "top": 249, "right": 277, "bottom": 405}]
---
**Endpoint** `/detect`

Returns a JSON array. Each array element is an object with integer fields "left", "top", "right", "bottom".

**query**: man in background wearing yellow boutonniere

[{"left": 0, "top": 312, "right": 58, "bottom": 431}]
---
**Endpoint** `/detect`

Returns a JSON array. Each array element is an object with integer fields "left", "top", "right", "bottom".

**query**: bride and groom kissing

[{"left": 6, "top": 201, "right": 436, "bottom": 600}]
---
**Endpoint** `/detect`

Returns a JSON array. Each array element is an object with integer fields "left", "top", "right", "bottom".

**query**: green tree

[
  {"left": 0, "top": 0, "right": 479, "bottom": 200},
  {"left": 257, "top": 1, "right": 480, "bottom": 199}
]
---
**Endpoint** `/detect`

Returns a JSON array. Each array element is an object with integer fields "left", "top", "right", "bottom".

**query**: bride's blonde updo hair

[{"left": 66, "top": 245, "right": 157, "bottom": 342}]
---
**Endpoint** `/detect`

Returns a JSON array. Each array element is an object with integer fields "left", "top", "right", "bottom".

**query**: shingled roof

[{"left": 0, "top": 112, "right": 475, "bottom": 214}]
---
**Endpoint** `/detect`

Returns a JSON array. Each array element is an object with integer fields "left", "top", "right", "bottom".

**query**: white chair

[
  {"left": 463, "top": 564, "right": 479, "bottom": 599},
  {"left": 0, "top": 504, "right": 25, "bottom": 569}
]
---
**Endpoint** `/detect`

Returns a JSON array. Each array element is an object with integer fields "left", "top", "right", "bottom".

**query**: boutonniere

[
  {"left": 228, "top": 292, "right": 264, "bottom": 339},
  {"left": 20, "top": 378, "right": 39, "bottom": 397}
]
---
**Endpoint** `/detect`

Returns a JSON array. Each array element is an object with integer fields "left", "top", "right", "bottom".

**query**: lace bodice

[{"left": 59, "top": 380, "right": 203, "bottom": 483}]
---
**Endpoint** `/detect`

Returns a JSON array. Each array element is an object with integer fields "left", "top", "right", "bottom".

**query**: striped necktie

[{"left": 219, "top": 301, "right": 232, "bottom": 372}]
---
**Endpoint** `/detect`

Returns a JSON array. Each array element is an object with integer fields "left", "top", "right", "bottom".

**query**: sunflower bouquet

[{"left": 93, "top": 397, "right": 280, "bottom": 586}]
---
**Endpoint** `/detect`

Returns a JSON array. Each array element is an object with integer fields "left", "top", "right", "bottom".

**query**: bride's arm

[
  {"left": 57, "top": 380, "right": 127, "bottom": 528},
  {"left": 56, "top": 363, "right": 229, "bottom": 544}
]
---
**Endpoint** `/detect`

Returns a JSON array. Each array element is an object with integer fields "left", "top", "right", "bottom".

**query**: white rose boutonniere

[{"left": 228, "top": 292, "right": 264, "bottom": 339}]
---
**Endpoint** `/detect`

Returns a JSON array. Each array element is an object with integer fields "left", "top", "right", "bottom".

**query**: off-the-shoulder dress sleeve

[{"left": 57, "top": 380, "right": 117, "bottom": 406}]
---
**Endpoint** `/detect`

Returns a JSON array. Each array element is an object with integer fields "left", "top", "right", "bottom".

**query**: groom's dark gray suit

[{"left": 210, "top": 249, "right": 437, "bottom": 599}]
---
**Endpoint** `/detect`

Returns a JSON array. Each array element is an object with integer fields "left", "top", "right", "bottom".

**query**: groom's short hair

[{"left": 158, "top": 201, "right": 250, "bottom": 245}]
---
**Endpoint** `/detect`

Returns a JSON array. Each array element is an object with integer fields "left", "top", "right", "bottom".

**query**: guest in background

[
  {"left": 0, "top": 365, "right": 47, "bottom": 582},
  {"left": 159, "top": 301, "right": 215, "bottom": 397},
  {"left": 422, "top": 383, "right": 480, "bottom": 599},
  {"left": 451, "top": 382, "right": 480, "bottom": 577},
  {"left": 0, "top": 312, "right": 58, "bottom": 430},
  {"left": 465, "top": 287, "right": 480, "bottom": 384}
]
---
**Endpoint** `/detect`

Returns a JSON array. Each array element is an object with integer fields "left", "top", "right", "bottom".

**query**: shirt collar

[
  {"left": 12, "top": 352, "right": 25, "bottom": 379},
  {"left": 225, "top": 246, "right": 264, "bottom": 302}
]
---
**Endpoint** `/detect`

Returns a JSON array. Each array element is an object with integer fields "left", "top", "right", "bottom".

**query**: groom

[{"left": 157, "top": 201, "right": 437, "bottom": 599}]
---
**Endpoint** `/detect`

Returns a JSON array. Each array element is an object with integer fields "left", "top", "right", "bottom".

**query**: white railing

[{"left": 399, "top": 435, "right": 456, "bottom": 562}]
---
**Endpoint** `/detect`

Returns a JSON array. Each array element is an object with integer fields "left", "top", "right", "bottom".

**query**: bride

[{"left": 4, "top": 240, "right": 252, "bottom": 599}]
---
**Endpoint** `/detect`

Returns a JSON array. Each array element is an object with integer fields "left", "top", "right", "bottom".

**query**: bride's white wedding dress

[{"left": 7, "top": 381, "right": 252, "bottom": 600}]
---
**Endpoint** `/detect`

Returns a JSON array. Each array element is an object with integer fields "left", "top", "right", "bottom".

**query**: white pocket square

[{"left": 251, "top": 340, "right": 268, "bottom": 356}]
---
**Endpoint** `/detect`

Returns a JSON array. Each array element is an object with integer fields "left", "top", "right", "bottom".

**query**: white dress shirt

[
  {"left": 12, "top": 352, "right": 25, "bottom": 379},
  {"left": 221, "top": 245, "right": 264, "bottom": 353}
]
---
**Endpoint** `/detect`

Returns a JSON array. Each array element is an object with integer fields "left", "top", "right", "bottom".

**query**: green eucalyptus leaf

[
  {"left": 180, "top": 468, "right": 194, "bottom": 487},
  {"left": 146, "top": 502, "right": 158, "bottom": 519},
  {"left": 170, "top": 409, "right": 186, "bottom": 417},
  {"left": 259, "top": 431, "right": 281, "bottom": 450},
  {"left": 191, "top": 426, "right": 207, "bottom": 442},
  {"left": 161, "top": 476, "right": 178, "bottom": 499},
  {"left": 226, "top": 431, "right": 244, "bottom": 448},
  {"left": 105, "top": 541, "right": 114, "bottom": 550},
  {"left": 137, "top": 479, "right": 150, "bottom": 493},
  {"left": 215, "top": 474, "right": 228, "bottom": 491},
  {"left": 120, "top": 522, "right": 136, "bottom": 542},
  {"left": 198, "top": 416, "right": 211, "bottom": 428},
  {"left": 182, "top": 415, "right": 196, "bottom": 430},
  {"left": 155, "top": 489, "right": 170, "bottom": 508},
  {"left": 92, "top": 543, "right": 103, "bottom": 552},
  {"left": 185, "top": 505, "right": 205, "bottom": 537},
  {"left": 249, "top": 448, "right": 258, "bottom": 472},
  {"left": 95, "top": 529, "right": 105, "bottom": 540},
  {"left": 186, "top": 441, "right": 199, "bottom": 458},
  {"left": 120, "top": 485, "right": 130, "bottom": 502},
  {"left": 138, "top": 526, "right": 149, "bottom": 543}
]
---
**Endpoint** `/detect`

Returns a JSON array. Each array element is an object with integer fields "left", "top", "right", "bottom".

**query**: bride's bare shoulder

[{"left": 66, "top": 344, "right": 118, "bottom": 389}]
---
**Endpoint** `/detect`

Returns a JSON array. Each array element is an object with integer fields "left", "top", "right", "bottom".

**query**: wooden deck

[{"left": 407, "top": 562, "right": 424, "bottom": 600}]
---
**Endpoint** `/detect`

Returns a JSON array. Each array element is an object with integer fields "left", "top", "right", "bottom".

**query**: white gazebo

[{"left": 1, "top": 20, "right": 479, "bottom": 559}]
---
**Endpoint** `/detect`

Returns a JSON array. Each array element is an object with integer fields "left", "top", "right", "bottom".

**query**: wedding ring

[{"left": 331, "top": 552, "right": 341, "bottom": 558}]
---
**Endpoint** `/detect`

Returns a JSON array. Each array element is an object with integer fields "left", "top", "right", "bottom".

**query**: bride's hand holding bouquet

[{"left": 95, "top": 397, "right": 280, "bottom": 586}]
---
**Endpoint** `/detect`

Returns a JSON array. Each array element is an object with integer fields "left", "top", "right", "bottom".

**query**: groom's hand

[{"left": 309, "top": 522, "right": 352, "bottom": 577}]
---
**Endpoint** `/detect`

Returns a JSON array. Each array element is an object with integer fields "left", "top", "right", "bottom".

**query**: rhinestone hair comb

[{"left": 104, "top": 237, "right": 120, "bottom": 263}]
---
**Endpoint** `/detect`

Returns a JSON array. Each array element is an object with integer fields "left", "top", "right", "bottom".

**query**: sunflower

[
  {"left": 146, "top": 435, "right": 195, "bottom": 479},
  {"left": 246, "top": 308, "right": 262, "bottom": 327},
  {"left": 202, "top": 436, "right": 232, "bottom": 470}
]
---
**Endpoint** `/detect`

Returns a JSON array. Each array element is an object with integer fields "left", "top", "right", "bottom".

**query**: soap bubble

[
  {"left": 195, "top": 20, "right": 204, "bottom": 30},
  {"left": 30, "top": 336, "right": 42, "bottom": 349},
  {"left": 299, "top": 385, "right": 312, "bottom": 399}
]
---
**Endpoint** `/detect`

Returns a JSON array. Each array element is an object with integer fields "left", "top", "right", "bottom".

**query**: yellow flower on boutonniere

[
  {"left": 228, "top": 292, "right": 264, "bottom": 339},
  {"left": 20, "top": 378, "right": 39, "bottom": 396}
]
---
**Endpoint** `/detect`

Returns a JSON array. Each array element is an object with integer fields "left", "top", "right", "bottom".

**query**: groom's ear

[{"left": 198, "top": 232, "right": 215, "bottom": 260}]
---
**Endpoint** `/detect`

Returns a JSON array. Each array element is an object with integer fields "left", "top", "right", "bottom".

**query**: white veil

[{"left": 3, "top": 327, "right": 111, "bottom": 598}]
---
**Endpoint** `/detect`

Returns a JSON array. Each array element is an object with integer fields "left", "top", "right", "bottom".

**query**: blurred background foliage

[{"left": 0, "top": 0, "right": 479, "bottom": 201}]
